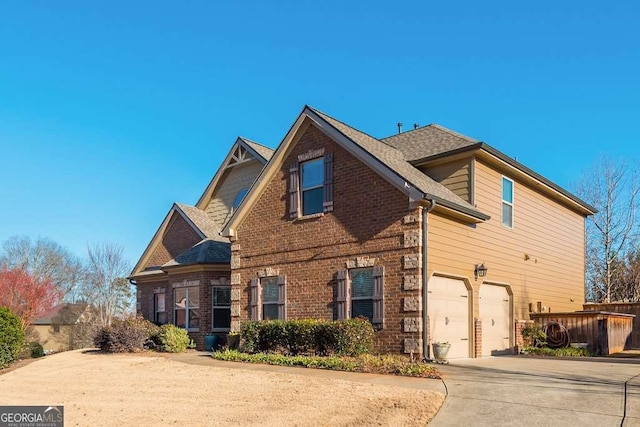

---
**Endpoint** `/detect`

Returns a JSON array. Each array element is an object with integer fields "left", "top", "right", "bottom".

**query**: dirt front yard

[{"left": 0, "top": 350, "right": 444, "bottom": 426}]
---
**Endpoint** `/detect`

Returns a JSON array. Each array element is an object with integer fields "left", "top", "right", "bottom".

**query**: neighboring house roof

[
  {"left": 162, "top": 238, "right": 230, "bottom": 267},
  {"left": 32, "top": 303, "right": 90, "bottom": 326},
  {"left": 383, "top": 123, "right": 597, "bottom": 215},
  {"left": 382, "top": 124, "right": 480, "bottom": 162}
]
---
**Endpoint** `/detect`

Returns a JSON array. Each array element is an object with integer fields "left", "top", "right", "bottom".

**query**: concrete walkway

[{"left": 172, "top": 352, "right": 640, "bottom": 426}]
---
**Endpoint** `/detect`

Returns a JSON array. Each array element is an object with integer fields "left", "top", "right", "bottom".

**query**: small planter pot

[{"left": 432, "top": 342, "right": 451, "bottom": 360}]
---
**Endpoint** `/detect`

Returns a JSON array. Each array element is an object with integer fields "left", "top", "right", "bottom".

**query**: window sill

[
  {"left": 211, "top": 329, "right": 231, "bottom": 333},
  {"left": 187, "top": 328, "right": 200, "bottom": 332},
  {"left": 295, "top": 212, "right": 324, "bottom": 222}
]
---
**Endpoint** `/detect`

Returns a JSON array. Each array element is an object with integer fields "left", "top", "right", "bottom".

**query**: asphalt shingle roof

[
  {"left": 309, "top": 107, "right": 488, "bottom": 220},
  {"left": 33, "top": 303, "right": 90, "bottom": 325},
  {"left": 162, "top": 238, "right": 230, "bottom": 267},
  {"left": 175, "top": 203, "right": 226, "bottom": 241},
  {"left": 241, "top": 137, "right": 274, "bottom": 161},
  {"left": 381, "top": 124, "right": 481, "bottom": 162}
]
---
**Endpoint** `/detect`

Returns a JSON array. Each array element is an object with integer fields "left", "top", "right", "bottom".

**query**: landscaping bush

[
  {"left": 29, "top": 342, "right": 45, "bottom": 358},
  {"left": 157, "top": 324, "right": 190, "bottom": 353},
  {"left": 239, "top": 318, "right": 374, "bottom": 356},
  {"left": 0, "top": 307, "right": 25, "bottom": 368},
  {"left": 522, "top": 323, "right": 547, "bottom": 348},
  {"left": 212, "top": 349, "right": 439, "bottom": 378},
  {"left": 524, "top": 346, "right": 592, "bottom": 357},
  {"left": 94, "top": 317, "right": 159, "bottom": 353}
]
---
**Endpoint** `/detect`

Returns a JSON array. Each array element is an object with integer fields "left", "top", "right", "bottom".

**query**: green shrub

[
  {"left": 239, "top": 318, "right": 375, "bottom": 357},
  {"left": 212, "top": 349, "right": 439, "bottom": 378},
  {"left": 0, "top": 307, "right": 25, "bottom": 368},
  {"left": 94, "top": 317, "right": 160, "bottom": 353},
  {"left": 157, "top": 324, "right": 190, "bottom": 353},
  {"left": 522, "top": 323, "right": 547, "bottom": 347},
  {"left": 29, "top": 342, "right": 45, "bottom": 358},
  {"left": 524, "top": 346, "right": 592, "bottom": 357}
]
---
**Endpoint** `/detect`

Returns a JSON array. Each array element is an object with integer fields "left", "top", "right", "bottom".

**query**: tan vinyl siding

[
  {"left": 420, "top": 158, "right": 472, "bottom": 203},
  {"left": 428, "top": 159, "right": 585, "bottom": 322},
  {"left": 205, "top": 160, "right": 264, "bottom": 227}
]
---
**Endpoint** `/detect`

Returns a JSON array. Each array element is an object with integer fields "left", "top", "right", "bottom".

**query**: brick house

[
  {"left": 129, "top": 138, "right": 273, "bottom": 349},
  {"left": 132, "top": 106, "right": 595, "bottom": 358}
]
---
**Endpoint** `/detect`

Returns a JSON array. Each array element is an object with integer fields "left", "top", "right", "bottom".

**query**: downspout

[{"left": 422, "top": 200, "right": 436, "bottom": 361}]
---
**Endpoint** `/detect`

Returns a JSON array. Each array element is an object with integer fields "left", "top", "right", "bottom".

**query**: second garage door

[
  {"left": 428, "top": 276, "right": 470, "bottom": 359},
  {"left": 479, "top": 284, "right": 511, "bottom": 356}
]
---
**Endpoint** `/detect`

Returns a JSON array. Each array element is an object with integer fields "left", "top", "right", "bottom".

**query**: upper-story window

[
  {"left": 289, "top": 151, "right": 334, "bottom": 218},
  {"left": 301, "top": 159, "right": 324, "bottom": 215},
  {"left": 232, "top": 188, "right": 249, "bottom": 211},
  {"left": 502, "top": 176, "right": 514, "bottom": 228}
]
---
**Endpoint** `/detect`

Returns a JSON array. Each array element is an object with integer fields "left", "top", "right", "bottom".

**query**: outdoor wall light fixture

[{"left": 474, "top": 263, "right": 488, "bottom": 280}]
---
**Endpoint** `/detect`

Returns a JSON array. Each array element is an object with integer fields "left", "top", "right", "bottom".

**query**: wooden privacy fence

[
  {"left": 530, "top": 311, "right": 634, "bottom": 355},
  {"left": 583, "top": 303, "right": 640, "bottom": 348}
]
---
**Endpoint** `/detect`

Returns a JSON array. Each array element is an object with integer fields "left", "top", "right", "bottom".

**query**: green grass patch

[
  {"left": 524, "top": 346, "right": 593, "bottom": 357},
  {"left": 212, "top": 349, "right": 439, "bottom": 378}
]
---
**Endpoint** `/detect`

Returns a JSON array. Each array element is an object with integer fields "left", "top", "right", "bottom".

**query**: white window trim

[
  {"left": 501, "top": 176, "right": 514, "bottom": 229},
  {"left": 211, "top": 285, "right": 231, "bottom": 332},
  {"left": 174, "top": 286, "right": 200, "bottom": 331}
]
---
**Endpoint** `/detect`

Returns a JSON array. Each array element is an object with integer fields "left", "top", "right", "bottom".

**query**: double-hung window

[
  {"left": 502, "top": 176, "right": 514, "bottom": 228},
  {"left": 250, "top": 275, "right": 286, "bottom": 321},
  {"left": 289, "top": 152, "right": 334, "bottom": 218},
  {"left": 301, "top": 159, "right": 324, "bottom": 215},
  {"left": 154, "top": 293, "right": 167, "bottom": 325},
  {"left": 212, "top": 286, "right": 231, "bottom": 330},
  {"left": 336, "top": 266, "right": 384, "bottom": 328},
  {"left": 174, "top": 286, "right": 200, "bottom": 330}
]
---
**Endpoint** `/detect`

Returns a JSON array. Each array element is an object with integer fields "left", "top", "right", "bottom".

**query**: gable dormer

[{"left": 196, "top": 138, "right": 273, "bottom": 228}]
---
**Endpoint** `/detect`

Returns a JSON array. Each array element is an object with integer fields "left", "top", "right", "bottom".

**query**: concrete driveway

[{"left": 431, "top": 356, "right": 640, "bottom": 426}]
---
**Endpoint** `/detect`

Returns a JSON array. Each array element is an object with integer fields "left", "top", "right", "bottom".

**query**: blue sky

[{"left": 1, "top": 1, "right": 638, "bottom": 266}]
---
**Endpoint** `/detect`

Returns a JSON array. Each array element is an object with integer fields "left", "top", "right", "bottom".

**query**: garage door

[
  {"left": 479, "top": 284, "right": 511, "bottom": 356},
  {"left": 428, "top": 276, "right": 470, "bottom": 359}
]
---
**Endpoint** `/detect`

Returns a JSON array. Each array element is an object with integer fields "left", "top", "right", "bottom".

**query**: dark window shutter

[
  {"left": 323, "top": 153, "right": 334, "bottom": 212},
  {"left": 250, "top": 278, "right": 259, "bottom": 321},
  {"left": 277, "top": 275, "right": 287, "bottom": 320},
  {"left": 289, "top": 161, "right": 299, "bottom": 219},
  {"left": 373, "top": 266, "right": 384, "bottom": 326},
  {"left": 336, "top": 270, "right": 348, "bottom": 320}
]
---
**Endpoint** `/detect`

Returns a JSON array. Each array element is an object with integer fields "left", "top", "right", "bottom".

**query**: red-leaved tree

[{"left": 0, "top": 266, "right": 62, "bottom": 330}]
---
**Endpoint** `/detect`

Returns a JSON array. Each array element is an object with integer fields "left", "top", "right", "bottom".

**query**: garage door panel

[
  {"left": 480, "top": 284, "right": 511, "bottom": 356},
  {"left": 428, "top": 276, "right": 470, "bottom": 359}
]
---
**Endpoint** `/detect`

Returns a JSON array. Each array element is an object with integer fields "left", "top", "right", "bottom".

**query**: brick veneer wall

[
  {"left": 145, "top": 213, "right": 203, "bottom": 269},
  {"left": 232, "top": 123, "right": 423, "bottom": 354},
  {"left": 136, "top": 269, "right": 230, "bottom": 350}
]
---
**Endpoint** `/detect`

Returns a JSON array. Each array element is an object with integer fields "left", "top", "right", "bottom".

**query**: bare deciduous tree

[
  {"left": 82, "top": 242, "right": 134, "bottom": 326},
  {"left": 0, "top": 236, "right": 83, "bottom": 298},
  {"left": 576, "top": 156, "right": 640, "bottom": 302}
]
